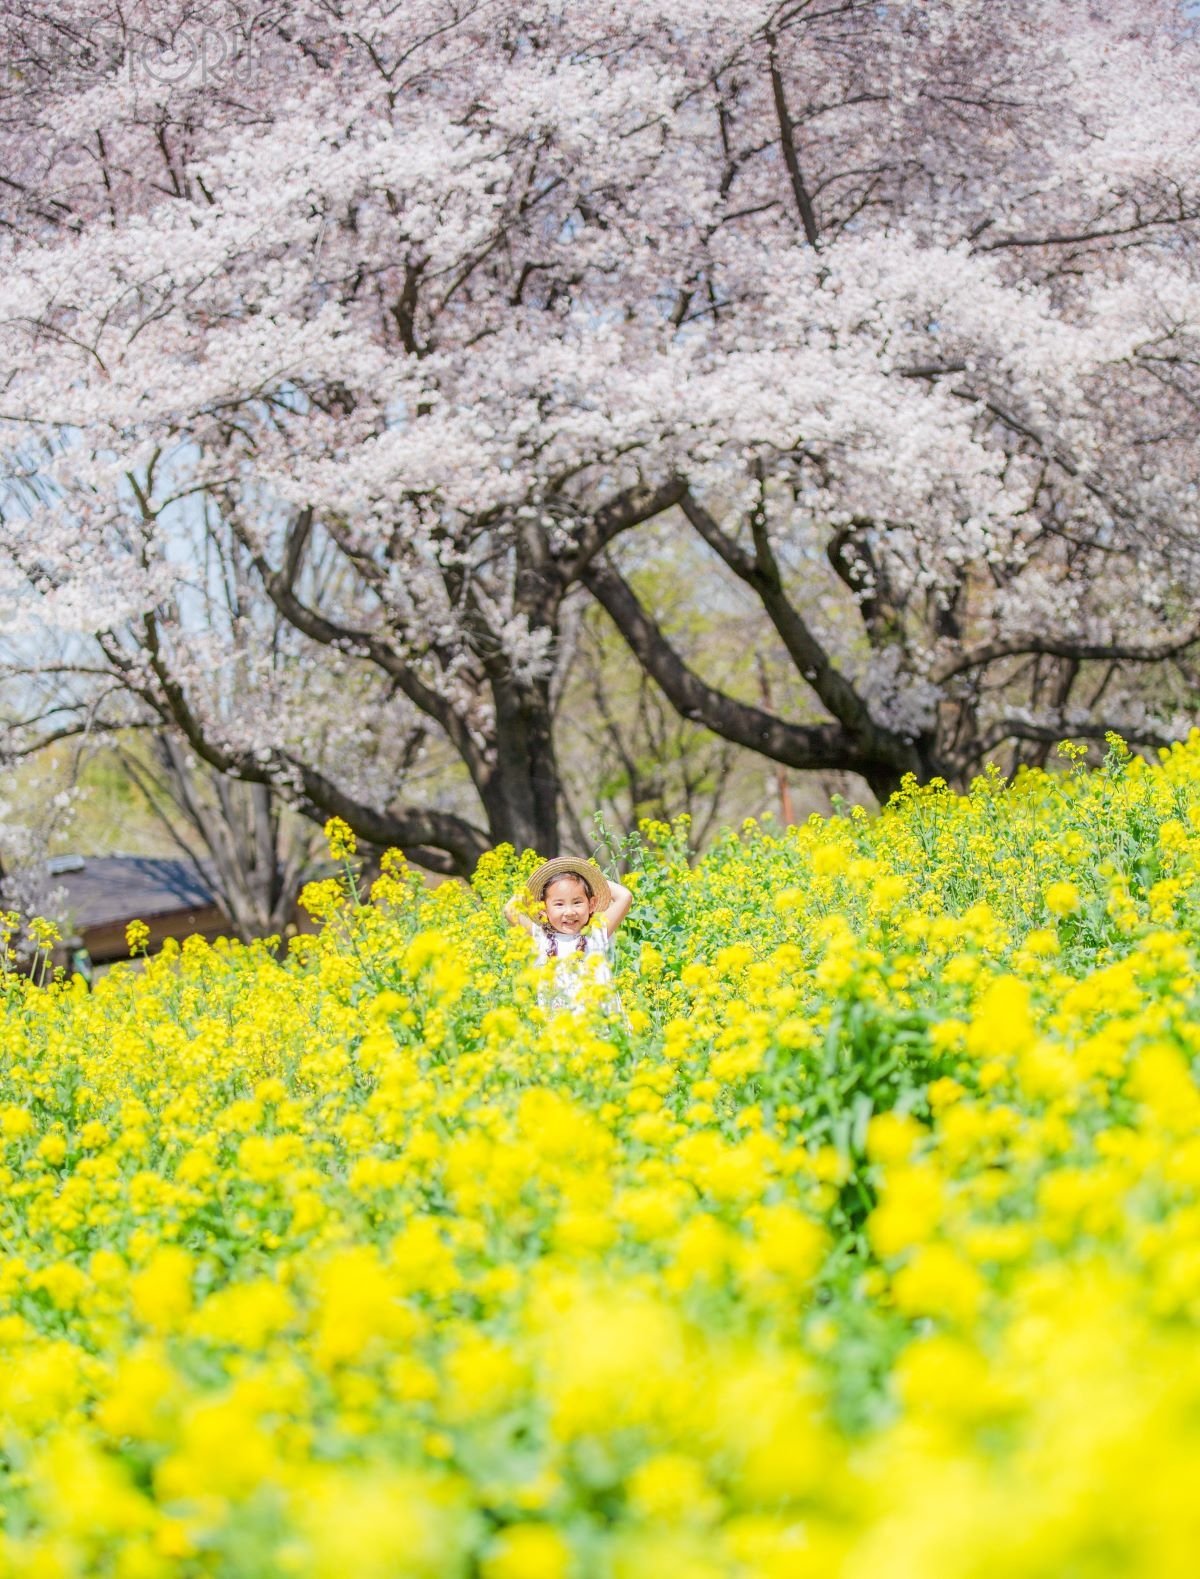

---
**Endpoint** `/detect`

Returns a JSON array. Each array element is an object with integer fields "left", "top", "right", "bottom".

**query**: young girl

[{"left": 504, "top": 856, "right": 632, "bottom": 1014}]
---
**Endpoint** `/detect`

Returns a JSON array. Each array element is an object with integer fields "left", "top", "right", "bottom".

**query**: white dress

[{"left": 533, "top": 920, "right": 619, "bottom": 1015}]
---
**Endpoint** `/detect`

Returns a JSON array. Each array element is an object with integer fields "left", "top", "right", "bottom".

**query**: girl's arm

[
  {"left": 504, "top": 894, "right": 536, "bottom": 933},
  {"left": 602, "top": 879, "right": 634, "bottom": 934}
]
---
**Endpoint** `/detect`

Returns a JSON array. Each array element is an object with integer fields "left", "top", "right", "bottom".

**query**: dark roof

[{"left": 51, "top": 856, "right": 218, "bottom": 931}]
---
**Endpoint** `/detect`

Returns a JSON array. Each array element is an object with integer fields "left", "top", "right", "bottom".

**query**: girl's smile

[{"left": 543, "top": 879, "right": 594, "bottom": 933}]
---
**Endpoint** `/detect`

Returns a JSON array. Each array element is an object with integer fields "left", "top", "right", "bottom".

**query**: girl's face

[{"left": 542, "top": 875, "right": 595, "bottom": 934}]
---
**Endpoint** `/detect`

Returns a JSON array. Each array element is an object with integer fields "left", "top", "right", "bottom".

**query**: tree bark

[{"left": 478, "top": 672, "right": 564, "bottom": 853}]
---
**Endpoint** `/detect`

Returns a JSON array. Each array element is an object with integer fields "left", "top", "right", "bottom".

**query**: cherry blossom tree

[
  {"left": 0, "top": 0, "right": 1198, "bottom": 868},
  {"left": 574, "top": 0, "right": 1200, "bottom": 791}
]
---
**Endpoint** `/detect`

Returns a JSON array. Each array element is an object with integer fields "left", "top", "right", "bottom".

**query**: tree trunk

[{"left": 480, "top": 675, "right": 563, "bottom": 853}]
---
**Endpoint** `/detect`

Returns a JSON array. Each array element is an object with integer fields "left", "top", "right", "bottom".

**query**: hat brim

[{"left": 526, "top": 856, "right": 612, "bottom": 913}]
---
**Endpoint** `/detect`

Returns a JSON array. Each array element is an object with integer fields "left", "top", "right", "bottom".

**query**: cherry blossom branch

[
  {"left": 935, "top": 624, "right": 1200, "bottom": 684},
  {"left": 138, "top": 611, "right": 489, "bottom": 875},
  {"left": 976, "top": 713, "right": 1180, "bottom": 758},
  {"left": 241, "top": 509, "right": 489, "bottom": 789},
  {"left": 581, "top": 554, "right": 921, "bottom": 795},
  {"left": 679, "top": 485, "right": 880, "bottom": 739},
  {"left": 765, "top": 29, "right": 820, "bottom": 248},
  {"left": 562, "top": 477, "right": 689, "bottom": 580}
]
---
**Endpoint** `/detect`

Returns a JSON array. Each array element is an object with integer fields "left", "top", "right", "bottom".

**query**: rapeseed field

[{"left": 3, "top": 736, "right": 1200, "bottom": 1577}]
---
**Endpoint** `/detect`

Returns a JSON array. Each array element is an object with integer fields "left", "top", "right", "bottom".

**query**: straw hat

[{"left": 526, "top": 855, "right": 612, "bottom": 912}]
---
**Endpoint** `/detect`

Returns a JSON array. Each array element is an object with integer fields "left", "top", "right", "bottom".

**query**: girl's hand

[
  {"left": 504, "top": 893, "right": 536, "bottom": 932},
  {"left": 602, "top": 879, "right": 634, "bottom": 934}
]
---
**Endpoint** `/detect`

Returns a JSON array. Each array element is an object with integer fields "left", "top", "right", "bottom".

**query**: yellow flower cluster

[{"left": 3, "top": 736, "right": 1200, "bottom": 1574}]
